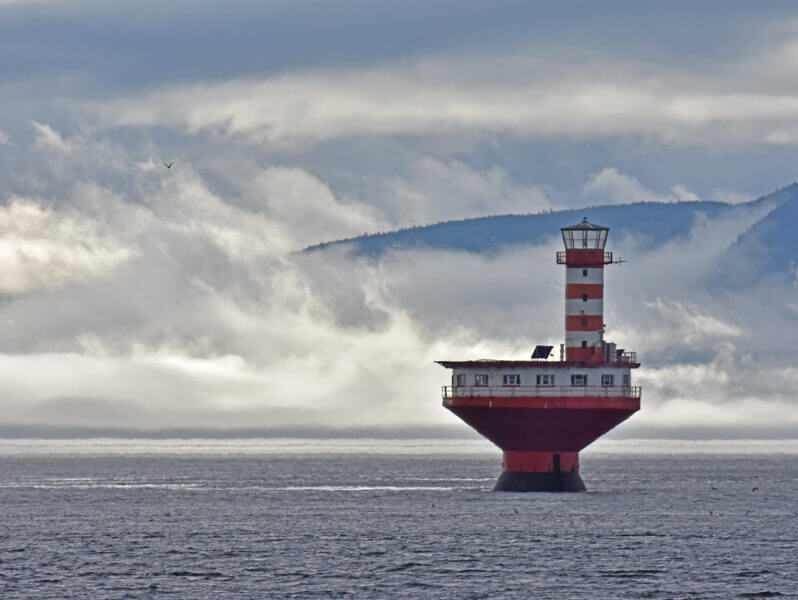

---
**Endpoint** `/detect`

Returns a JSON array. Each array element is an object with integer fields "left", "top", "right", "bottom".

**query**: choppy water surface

[{"left": 1, "top": 439, "right": 796, "bottom": 599}]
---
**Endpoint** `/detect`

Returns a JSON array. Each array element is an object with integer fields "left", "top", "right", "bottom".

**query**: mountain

[
  {"left": 716, "top": 184, "right": 798, "bottom": 283},
  {"left": 305, "top": 184, "right": 796, "bottom": 257}
]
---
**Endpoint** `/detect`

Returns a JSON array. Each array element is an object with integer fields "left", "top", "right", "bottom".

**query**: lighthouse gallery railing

[{"left": 442, "top": 385, "right": 641, "bottom": 399}]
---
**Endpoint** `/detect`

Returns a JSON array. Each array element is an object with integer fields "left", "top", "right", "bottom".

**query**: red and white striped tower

[{"left": 558, "top": 218, "right": 613, "bottom": 362}]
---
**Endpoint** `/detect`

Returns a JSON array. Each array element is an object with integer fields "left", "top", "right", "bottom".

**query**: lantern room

[{"left": 561, "top": 218, "right": 609, "bottom": 250}]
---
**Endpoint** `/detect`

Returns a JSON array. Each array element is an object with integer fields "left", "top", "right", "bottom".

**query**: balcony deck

[{"left": 443, "top": 384, "right": 640, "bottom": 402}]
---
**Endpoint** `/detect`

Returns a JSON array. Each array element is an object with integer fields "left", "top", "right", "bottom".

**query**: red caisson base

[
  {"left": 444, "top": 397, "right": 639, "bottom": 492},
  {"left": 495, "top": 450, "right": 586, "bottom": 492}
]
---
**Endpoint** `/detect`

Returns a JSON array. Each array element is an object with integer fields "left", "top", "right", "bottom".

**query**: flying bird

[{"left": 164, "top": 161, "right": 174, "bottom": 169}]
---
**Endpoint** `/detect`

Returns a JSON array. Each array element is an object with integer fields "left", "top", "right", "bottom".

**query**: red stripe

[
  {"left": 565, "top": 315, "right": 603, "bottom": 330},
  {"left": 562, "top": 250, "right": 610, "bottom": 267},
  {"left": 444, "top": 396, "right": 640, "bottom": 410},
  {"left": 565, "top": 347, "right": 601, "bottom": 361},
  {"left": 503, "top": 450, "right": 580, "bottom": 473},
  {"left": 565, "top": 284, "right": 603, "bottom": 299}
]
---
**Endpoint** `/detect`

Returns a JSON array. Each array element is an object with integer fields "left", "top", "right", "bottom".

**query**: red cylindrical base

[
  {"left": 496, "top": 450, "right": 586, "bottom": 492},
  {"left": 502, "top": 450, "right": 580, "bottom": 473}
]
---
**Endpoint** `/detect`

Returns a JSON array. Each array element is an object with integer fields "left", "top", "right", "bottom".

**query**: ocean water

[{"left": 0, "top": 439, "right": 796, "bottom": 599}]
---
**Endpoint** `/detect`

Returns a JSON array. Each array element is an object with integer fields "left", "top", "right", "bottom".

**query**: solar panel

[{"left": 531, "top": 345, "right": 553, "bottom": 359}]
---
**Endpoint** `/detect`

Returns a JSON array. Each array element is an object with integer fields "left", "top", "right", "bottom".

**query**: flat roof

[{"left": 435, "top": 360, "right": 640, "bottom": 369}]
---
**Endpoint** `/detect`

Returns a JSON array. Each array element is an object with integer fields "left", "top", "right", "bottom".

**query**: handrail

[{"left": 442, "top": 385, "right": 641, "bottom": 399}]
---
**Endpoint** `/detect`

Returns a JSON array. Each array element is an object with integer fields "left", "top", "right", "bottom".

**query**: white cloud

[
  {"left": 381, "top": 158, "right": 553, "bottom": 226},
  {"left": 0, "top": 148, "right": 468, "bottom": 430},
  {"left": 670, "top": 184, "right": 700, "bottom": 203},
  {"left": 641, "top": 300, "right": 744, "bottom": 345},
  {"left": 0, "top": 130, "right": 9, "bottom": 145},
  {"left": 242, "top": 166, "right": 386, "bottom": 248},
  {"left": 0, "top": 196, "right": 133, "bottom": 294},
  {"left": 93, "top": 41, "right": 798, "bottom": 148},
  {"left": 583, "top": 168, "right": 701, "bottom": 205},
  {"left": 30, "top": 120, "right": 83, "bottom": 154},
  {"left": 710, "top": 189, "right": 755, "bottom": 205},
  {"left": 0, "top": 271, "right": 469, "bottom": 430}
]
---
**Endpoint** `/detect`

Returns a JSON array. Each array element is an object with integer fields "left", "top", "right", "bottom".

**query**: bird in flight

[{"left": 164, "top": 161, "right": 174, "bottom": 169}]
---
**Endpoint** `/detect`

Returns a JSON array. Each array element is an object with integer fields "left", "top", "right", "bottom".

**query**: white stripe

[
  {"left": 565, "top": 298, "right": 603, "bottom": 315},
  {"left": 565, "top": 331, "right": 603, "bottom": 346},
  {"left": 566, "top": 268, "right": 603, "bottom": 285}
]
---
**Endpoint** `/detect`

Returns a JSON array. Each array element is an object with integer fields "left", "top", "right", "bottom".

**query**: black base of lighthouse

[{"left": 494, "top": 470, "right": 586, "bottom": 492}]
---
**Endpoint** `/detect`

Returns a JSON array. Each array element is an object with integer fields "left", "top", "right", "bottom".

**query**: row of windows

[{"left": 454, "top": 373, "right": 630, "bottom": 386}]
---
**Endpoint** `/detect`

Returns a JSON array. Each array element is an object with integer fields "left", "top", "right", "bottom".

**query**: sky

[{"left": 2, "top": 1, "right": 798, "bottom": 437}]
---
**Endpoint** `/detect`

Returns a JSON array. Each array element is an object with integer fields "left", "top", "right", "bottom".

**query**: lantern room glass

[{"left": 561, "top": 224, "right": 608, "bottom": 250}]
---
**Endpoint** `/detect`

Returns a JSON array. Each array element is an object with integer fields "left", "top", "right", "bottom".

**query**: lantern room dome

[{"left": 561, "top": 217, "right": 609, "bottom": 250}]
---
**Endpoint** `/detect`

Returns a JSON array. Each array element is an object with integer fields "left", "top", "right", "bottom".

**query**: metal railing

[
  {"left": 442, "top": 385, "right": 641, "bottom": 399},
  {"left": 617, "top": 351, "right": 638, "bottom": 364}
]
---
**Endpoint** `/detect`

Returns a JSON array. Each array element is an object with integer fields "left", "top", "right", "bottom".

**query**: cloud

[
  {"left": 93, "top": 39, "right": 798, "bottom": 149},
  {"left": 379, "top": 158, "right": 554, "bottom": 226},
  {"left": 710, "top": 189, "right": 754, "bottom": 204},
  {"left": 0, "top": 131, "right": 9, "bottom": 145},
  {"left": 639, "top": 300, "right": 744, "bottom": 347},
  {"left": 0, "top": 252, "right": 466, "bottom": 430},
  {"left": 0, "top": 196, "right": 133, "bottom": 294},
  {"left": 583, "top": 168, "right": 700, "bottom": 205},
  {"left": 0, "top": 144, "right": 469, "bottom": 431},
  {"left": 242, "top": 166, "right": 386, "bottom": 248},
  {"left": 30, "top": 120, "right": 83, "bottom": 154}
]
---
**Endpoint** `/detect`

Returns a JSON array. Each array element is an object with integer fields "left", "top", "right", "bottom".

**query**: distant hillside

[
  {"left": 715, "top": 183, "right": 798, "bottom": 283},
  {"left": 305, "top": 184, "right": 794, "bottom": 257}
]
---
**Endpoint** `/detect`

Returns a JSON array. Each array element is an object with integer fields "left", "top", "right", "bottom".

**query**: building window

[
  {"left": 475, "top": 374, "right": 489, "bottom": 386},
  {"left": 581, "top": 340, "right": 587, "bottom": 348},
  {"left": 582, "top": 293, "right": 588, "bottom": 301},
  {"left": 622, "top": 374, "right": 631, "bottom": 386},
  {"left": 455, "top": 374, "right": 466, "bottom": 386},
  {"left": 571, "top": 374, "right": 587, "bottom": 386},
  {"left": 581, "top": 317, "right": 587, "bottom": 326},
  {"left": 503, "top": 374, "right": 521, "bottom": 386},
  {"left": 582, "top": 269, "right": 588, "bottom": 277},
  {"left": 536, "top": 374, "right": 555, "bottom": 385},
  {"left": 601, "top": 374, "right": 614, "bottom": 386}
]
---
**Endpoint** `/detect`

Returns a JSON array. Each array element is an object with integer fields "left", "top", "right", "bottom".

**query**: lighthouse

[{"left": 436, "top": 219, "right": 641, "bottom": 492}]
